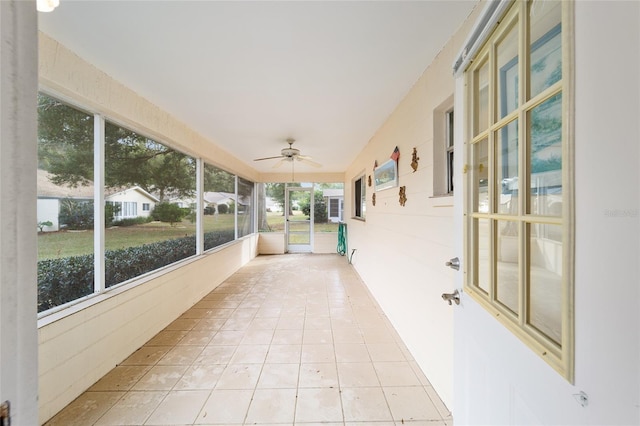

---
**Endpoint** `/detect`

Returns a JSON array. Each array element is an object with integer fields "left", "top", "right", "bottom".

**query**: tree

[{"left": 38, "top": 94, "right": 196, "bottom": 201}]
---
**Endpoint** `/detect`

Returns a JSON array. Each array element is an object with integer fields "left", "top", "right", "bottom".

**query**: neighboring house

[
  {"left": 36, "top": 169, "right": 93, "bottom": 232},
  {"left": 203, "top": 191, "right": 235, "bottom": 213},
  {"left": 37, "top": 169, "right": 159, "bottom": 230},
  {"left": 105, "top": 186, "right": 159, "bottom": 221},
  {"left": 322, "top": 188, "right": 344, "bottom": 223}
]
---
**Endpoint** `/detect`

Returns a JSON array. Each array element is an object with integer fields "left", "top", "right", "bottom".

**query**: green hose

[{"left": 337, "top": 222, "right": 347, "bottom": 256}]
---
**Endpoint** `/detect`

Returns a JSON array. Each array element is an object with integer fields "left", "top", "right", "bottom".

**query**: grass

[{"left": 38, "top": 212, "right": 338, "bottom": 260}]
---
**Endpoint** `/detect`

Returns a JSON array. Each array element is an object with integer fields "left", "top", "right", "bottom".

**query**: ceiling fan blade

[
  {"left": 271, "top": 158, "right": 289, "bottom": 169},
  {"left": 254, "top": 155, "right": 284, "bottom": 161},
  {"left": 296, "top": 156, "right": 322, "bottom": 168}
]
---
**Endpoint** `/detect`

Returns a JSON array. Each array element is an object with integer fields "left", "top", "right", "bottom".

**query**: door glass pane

[
  {"left": 474, "top": 60, "right": 490, "bottom": 135},
  {"left": 496, "top": 220, "right": 519, "bottom": 315},
  {"left": 497, "top": 20, "right": 519, "bottom": 119},
  {"left": 529, "top": 0, "right": 562, "bottom": 99},
  {"left": 37, "top": 94, "right": 95, "bottom": 312},
  {"left": 288, "top": 189, "right": 310, "bottom": 245},
  {"left": 528, "top": 223, "right": 562, "bottom": 344},
  {"left": 203, "top": 164, "right": 236, "bottom": 249},
  {"left": 496, "top": 120, "right": 519, "bottom": 215},
  {"left": 475, "top": 218, "right": 491, "bottom": 293},
  {"left": 473, "top": 138, "right": 489, "bottom": 213},
  {"left": 529, "top": 93, "right": 562, "bottom": 216}
]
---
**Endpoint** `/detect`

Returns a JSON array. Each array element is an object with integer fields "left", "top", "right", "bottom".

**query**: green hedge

[{"left": 38, "top": 230, "right": 235, "bottom": 312}]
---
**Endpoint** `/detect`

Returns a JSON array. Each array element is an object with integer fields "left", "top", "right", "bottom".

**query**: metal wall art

[
  {"left": 411, "top": 147, "right": 419, "bottom": 172},
  {"left": 399, "top": 186, "right": 407, "bottom": 206}
]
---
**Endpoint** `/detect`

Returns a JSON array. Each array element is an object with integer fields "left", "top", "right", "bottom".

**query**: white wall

[
  {"left": 453, "top": 2, "right": 640, "bottom": 425},
  {"left": 343, "top": 7, "right": 480, "bottom": 408}
]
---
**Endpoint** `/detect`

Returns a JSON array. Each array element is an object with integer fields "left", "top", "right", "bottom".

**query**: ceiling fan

[{"left": 253, "top": 138, "right": 322, "bottom": 168}]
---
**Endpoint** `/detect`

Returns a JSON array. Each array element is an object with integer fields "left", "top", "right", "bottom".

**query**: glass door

[{"left": 286, "top": 186, "right": 313, "bottom": 253}]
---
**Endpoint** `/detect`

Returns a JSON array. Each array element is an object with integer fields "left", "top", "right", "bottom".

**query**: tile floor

[{"left": 45, "top": 254, "right": 452, "bottom": 426}]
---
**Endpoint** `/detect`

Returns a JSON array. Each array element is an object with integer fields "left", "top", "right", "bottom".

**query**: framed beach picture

[{"left": 374, "top": 159, "right": 398, "bottom": 192}]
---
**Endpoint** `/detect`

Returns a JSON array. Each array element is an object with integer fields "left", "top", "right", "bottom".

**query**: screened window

[
  {"left": 105, "top": 122, "right": 196, "bottom": 288},
  {"left": 203, "top": 163, "right": 236, "bottom": 250},
  {"left": 464, "top": 0, "right": 572, "bottom": 380},
  {"left": 237, "top": 177, "right": 255, "bottom": 238},
  {"left": 36, "top": 93, "right": 256, "bottom": 315},
  {"left": 37, "top": 94, "right": 95, "bottom": 312}
]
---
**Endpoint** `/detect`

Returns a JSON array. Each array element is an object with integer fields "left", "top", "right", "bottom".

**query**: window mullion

[
  {"left": 196, "top": 158, "right": 204, "bottom": 255},
  {"left": 94, "top": 114, "right": 105, "bottom": 294},
  {"left": 234, "top": 175, "right": 238, "bottom": 240},
  {"left": 518, "top": 1, "right": 529, "bottom": 326}
]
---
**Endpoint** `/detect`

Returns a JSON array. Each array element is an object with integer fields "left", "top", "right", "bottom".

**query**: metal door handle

[
  {"left": 441, "top": 289, "right": 460, "bottom": 305},
  {"left": 445, "top": 257, "right": 460, "bottom": 271}
]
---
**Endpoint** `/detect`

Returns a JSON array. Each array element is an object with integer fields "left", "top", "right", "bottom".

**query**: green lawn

[
  {"left": 38, "top": 212, "right": 338, "bottom": 260},
  {"left": 263, "top": 211, "right": 339, "bottom": 233},
  {"left": 38, "top": 215, "right": 236, "bottom": 260}
]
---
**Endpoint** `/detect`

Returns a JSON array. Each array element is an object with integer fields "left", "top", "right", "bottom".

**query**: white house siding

[
  {"left": 37, "top": 198, "right": 60, "bottom": 231},
  {"left": 106, "top": 187, "right": 157, "bottom": 219}
]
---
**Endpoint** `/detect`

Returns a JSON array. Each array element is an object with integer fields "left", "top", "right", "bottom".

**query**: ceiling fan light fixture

[{"left": 37, "top": 0, "right": 60, "bottom": 12}]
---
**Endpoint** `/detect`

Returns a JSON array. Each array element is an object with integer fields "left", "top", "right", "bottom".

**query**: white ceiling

[{"left": 38, "top": 0, "right": 476, "bottom": 174}]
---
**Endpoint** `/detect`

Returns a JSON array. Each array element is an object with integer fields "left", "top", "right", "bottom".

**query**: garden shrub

[
  {"left": 111, "top": 216, "right": 151, "bottom": 227},
  {"left": 38, "top": 229, "right": 236, "bottom": 313},
  {"left": 217, "top": 203, "right": 229, "bottom": 214},
  {"left": 151, "top": 202, "right": 188, "bottom": 225}
]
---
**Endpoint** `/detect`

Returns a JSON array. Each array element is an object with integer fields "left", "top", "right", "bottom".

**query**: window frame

[
  {"left": 352, "top": 172, "right": 366, "bottom": 220},
  {"left": 37, "top": 91, "right": 257, "bottom": 318},
  {"left": 462, "top": 0, "right": 574, "bottom": 381}
]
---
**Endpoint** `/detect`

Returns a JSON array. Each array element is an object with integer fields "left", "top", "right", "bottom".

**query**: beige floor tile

[
  {"left": 173, "top": 364, "right": 226, "bottom": 390},
  {"left": 332, "top": 327, "right": 365, "bottom": 344},
  {"left": 383, "top": 386, "right": 442, "bottom": 422},
  {"left": 341, "top": 387, "right": 393, "bottom": 422},
  {"left": 164, "top": 318, "right": 199, "bottom": 331},
  {"left": 209, "top": 330, "right": 246, "bottom": 345},
  {"left": 89, "top": 365, "right": 151, "bottom": 391},
  {"left": 245, "top": 388, "right": 297, "bottom": 424},
  {"left": 272, "top": 329, "right": 304, "bottom": 344},
  {"left": 337, "top": 362, "right": 380, "bottom": 387},
  {"left": 195, "top": 389, "right": 253, "bottom": 424},
  {"left": 178, "top": 330, "right": 215, "bottom": 345},
  {"left": 214, "top": 363, "right": 262, "bottom": 389},
  {"left": 94, "top": 391, "right": 165, "bottom": 425},
  {"left": 121, "top": 346, "right": 172, "bottom": 366},
  {"left": 374, "top": 362, "right": 421, "bottom": 386},
  {"left": 335, "top": 343, "right": 371, "bottom": 363},
  {"left": 145, "top": 330, "right": 187, "bottom": 346},
  {"left": 229, "top": 344, "right": 269, "bottom": 364},
  {"left": 145, "top": 390, "right": 210, "bottom": 425},
  {"left": 257, "top": 363, "right": 299, "bottom": 388},
  {"left": 48, "top": 254, "right": 455, "bottom": 425},
  {"left": 367, "top": 343, "right": 406, "bottom": 362},
  {"left": 194, "top": 345, "right": 236, "bottom": 364},
  {"left": 192, "top": 318, "right": 227, "bottom": 331},
  {"left": 45, "top": 391, "right": 124, "bottom": 426},
  {"left": 131, "top": 365, "right": 187, "bottom": 391},
  {"left": 298, "top": 363, "right": 339, "bottom": 388},
  {"left": 265, "top": 344, "right": 302, "bottom": 364},
  {"left": 295, "top": 388, "right": 343, "bottom": 423},
  {"left": 302, "top": 329, "right": 333, "bottom": 344},
  {"left": 156, "top": 345, "right": 204, "bottom": 365},
  {"left": 240, "top": 328, "right": 275, "bottom": 344},
  {"left": 301, "top": 344, "right": 336, "bottom": 363}
]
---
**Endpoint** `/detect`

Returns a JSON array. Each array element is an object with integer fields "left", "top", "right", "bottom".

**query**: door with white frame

[{"left": 286, "top": 186, "right": 313, "bottom": 253}]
